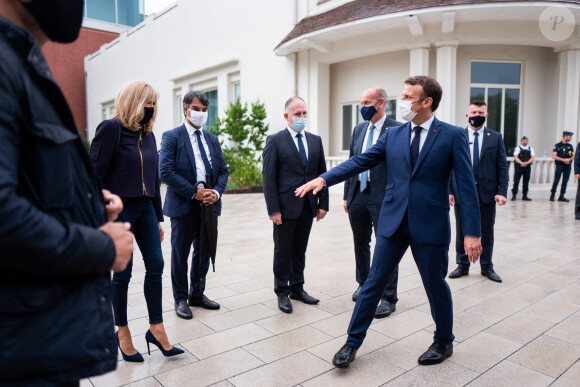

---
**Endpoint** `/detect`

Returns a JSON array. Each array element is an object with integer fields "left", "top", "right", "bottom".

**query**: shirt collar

[
  {"left": 185, "top": 120, "right": 203, "bottom": 137},
  {"left": 411, "top": 115, "right": 434, "bottom": 132},
  {"left": 369, "top": 114, "right": 386, "bottom": 131},
  {"left": 468, "top": 125, "right": 485, "bottom": 136},
  {"left": 286, "top": 126, "right": 305, "bottom": 138}
]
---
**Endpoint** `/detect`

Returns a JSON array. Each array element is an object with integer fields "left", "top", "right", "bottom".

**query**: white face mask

[
  {"left": 398, "top": 100, "right": 417, "bottom": 122},
  {"left": 188, "top": 109, "right": 208, "bottom": 127}
]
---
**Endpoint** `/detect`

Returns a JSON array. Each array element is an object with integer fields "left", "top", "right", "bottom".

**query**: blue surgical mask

[{"left": 292, "top": 117, "right": 308, "bottom": 132}]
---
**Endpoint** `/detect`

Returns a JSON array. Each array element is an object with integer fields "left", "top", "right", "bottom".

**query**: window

[
  {"left": 101, "top": 100, "right": 115, "bottom": 120},
  {"left": 385, "top": 98, "right": 397, "bottom": 121},
  {"left": 470, "top": 61, "right": 521, "bottom": 155},
  {"left": 342, "top": 104, "right": 363, "bottom": 150},
  {"left": 234, "top": 83, "right": 241, "bottom": 102},
  {"left": 204, "top": 89, "right": 218, "bottom": 131},
  {"left": 174, "top": 89, "right": 183, "bottom": 126},
  {"left": 85, "top": 0, "right": 144, "bottom": 26}
]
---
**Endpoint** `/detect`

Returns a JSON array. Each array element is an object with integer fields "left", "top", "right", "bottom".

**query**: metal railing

[{"left": 325, "top": 156, "right": 559, "bottom": 184}]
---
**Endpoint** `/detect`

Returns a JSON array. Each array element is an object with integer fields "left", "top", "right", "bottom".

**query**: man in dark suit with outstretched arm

[
  {"left": 344, "top": 86, "right": 402, "bottom": 318},
  {"left": 262, "top": 96, "right": 329, "bottom": 314},
  {"left": 296, "top": 76, "right": 481, "bottom": 368}
]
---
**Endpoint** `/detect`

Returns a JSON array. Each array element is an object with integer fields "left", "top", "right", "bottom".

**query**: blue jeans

[{"left": 112, "top": 197, "right": 164, "bottom": 326}]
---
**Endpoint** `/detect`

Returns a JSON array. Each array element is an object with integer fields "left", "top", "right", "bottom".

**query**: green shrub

[{"left": 210, "top": 99, "right": 269, "bottom": 190}]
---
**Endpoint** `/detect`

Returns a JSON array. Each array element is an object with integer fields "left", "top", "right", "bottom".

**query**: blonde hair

[{"left": 112, "top": 81, "right": 159, "bottom": 134}]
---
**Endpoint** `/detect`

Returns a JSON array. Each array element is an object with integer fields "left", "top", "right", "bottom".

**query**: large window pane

[
  {"left": 487, "top": 88, "right": 502, "bottom": 133},
  {"left": 342, "top": 105, "right": 352, "bottom": 150},
  {"left": 504, "top": 88, "right": 520, "bottom": 155},
  {"left": 234, "top": 83, "right": 241, "bottom": 101},
  {"left": 204, "top": 90, "right": 218, "bottom": 131},
  {"left": 86, "top": 0, "right": 116, "bottom": 23},
  {"left": 356, "top": 104, "right": 363, "bottom": 124},
  {"left": 118, "top": 0, "right": 144, "bottom": 26},
  {"left": 386, "top": 99, "right": 397, "bottom": 121},
  {"left": 470, "top": 87, "right": 485, "bottom": 102},
  {"left": 471, "top": 62, "right": 521, "bottom": 85}
]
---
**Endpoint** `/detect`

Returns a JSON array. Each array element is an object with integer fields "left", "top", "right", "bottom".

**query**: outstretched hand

[{"left": 295, "top": 177, "right": 326, "bottom": 197}]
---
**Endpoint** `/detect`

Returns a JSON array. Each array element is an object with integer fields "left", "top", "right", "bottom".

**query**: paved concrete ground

[{"left": 85, "top": 184, "right": 580, "bottom": 387}]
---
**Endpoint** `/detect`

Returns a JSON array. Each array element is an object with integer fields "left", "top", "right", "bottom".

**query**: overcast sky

[{"left": 145, "top": 0, "right": 175, "bottom": 15}]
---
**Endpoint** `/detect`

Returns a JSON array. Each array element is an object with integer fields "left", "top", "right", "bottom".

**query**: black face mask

[
  {"left": 140, "top": 107, "right": 155, "bottom": 126},
  {"left": 22, "top": 0, "right": 84, "bottom": 43},
  {"left": 360, "top": 105, "right": 377, "bottom": 121},
  {"left": 469, "top": 115, "right": 486, "bottom": 128}
]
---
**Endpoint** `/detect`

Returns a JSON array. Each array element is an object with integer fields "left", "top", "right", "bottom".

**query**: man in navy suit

[
  {"left": 449, "top": 100, "right": 508, "bottom": 283},
  {"left": 262, "top": 97, "right": 329, "bottom": 314},
  {"left": 159, "top": 91, "right": 229, "bottom": 320},
  {"left": 344, "top": 87, "right": 402, "bottom": 318},
  {"left": 296, "top": 76, "right": 482, "bottom": 367}
]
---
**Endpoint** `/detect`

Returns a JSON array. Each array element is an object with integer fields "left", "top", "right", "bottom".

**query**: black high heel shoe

[
  {"left": 116, "top": 331, "right": 144, "bottom": 362},
  {"left": 145, "top": 330, "right": 184, "bottom": 357}
]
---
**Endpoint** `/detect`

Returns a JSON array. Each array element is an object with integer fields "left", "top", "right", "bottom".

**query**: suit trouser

[
  {"left": 348, "top": 184, "right": 399, "bottom": 303},
  {"left": 170, "top": 202, "right": 211, "bottom": 303},
  {"left": 512, "top": 165, "right": 531, "bottom": 196},
  {"left": 273, "top": 200, "right": 314, "bottom": 297},
  {"left": 551, "top": 164, "right": 571, "bottom": 195},
  {"left": 346, "top": 212, "right": 454, "bottom": 348},
  {"left": 454, "top": 193, "right": 496, "bottom": 271}
]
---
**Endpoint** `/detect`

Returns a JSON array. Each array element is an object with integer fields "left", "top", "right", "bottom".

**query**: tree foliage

[{"left": 210, "top": 99, "right": 269, "bottom": 190}]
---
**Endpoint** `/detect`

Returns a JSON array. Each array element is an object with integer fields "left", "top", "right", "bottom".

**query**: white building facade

[{"left": 85, "top": 0, "right": 580, "bottom": 183}]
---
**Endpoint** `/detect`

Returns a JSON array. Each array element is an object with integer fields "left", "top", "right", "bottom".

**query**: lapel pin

[
  {"left": 487, "top": 133, "right": 490, "bottom": 136},
  {"left": 434, "top": 130, "right": 437, "bottom": 133}
]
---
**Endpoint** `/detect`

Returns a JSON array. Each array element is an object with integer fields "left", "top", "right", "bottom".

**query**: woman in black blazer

[{"left": 90, "top": 81, "right": 183, "bottom": 361}]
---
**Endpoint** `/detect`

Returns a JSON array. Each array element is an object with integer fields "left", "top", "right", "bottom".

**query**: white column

[
  {"left": 407, "top": 42, "right": 430, "bottom": 76},
  {"left": 555, "top": 45, "right": 580, "bottom": 138},
  {"left": 435, "top": 40, "right": 459, "bottom": 124}
]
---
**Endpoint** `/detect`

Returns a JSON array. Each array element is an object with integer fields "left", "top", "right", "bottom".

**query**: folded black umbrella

[{"left": 195, "top": 175, "right": 218, "bottom": 291}]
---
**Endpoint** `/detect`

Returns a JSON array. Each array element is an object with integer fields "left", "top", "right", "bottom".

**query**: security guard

[
  {"left": 550, "top": 131, "right": 575, "bottom": 202},
  {"left": 512, "top": 136, "right": 535, "bottom": 201}
]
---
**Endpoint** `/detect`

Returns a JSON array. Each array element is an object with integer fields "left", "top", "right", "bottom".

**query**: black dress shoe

[
  {"left": 289, "top": 290, "right": 319, "bottom": 304},
  {"left": 511, "top": 194, "right": 516, "bottom": 201},
  {"left": 278, "top": 296, "right": 292, "bottom": 313},
  {"left": 352, "top": 285, "right": 361, "bottom": 302},
  {"left": 418, "top": 342, "right": 453, "bottom": 365},
  {"left": 332, "top": 344, "right": 357, "bottom": 368},
  {"left": 558, "top": 196, "right": 570, "bottom": 202},
  {"left": 189, "top": 295, "right": 220, "bottom": 310},
  {"left": 481, "top": 270, "right": 502, "bottom": 283},
  {"left": 550, "top": 193, "right": 555, "bottom": 201},
  {"left": 522, "top": 196, "right": 532, "bottom": 201},
  {"left": 449, "top": 266, "right": 469, "bottom": 279},
  {"left": 175, "top": 301, "right": 193, "bottom": 320},
  {"left": 374, "top": 299, "right": 396, "bottom": 319}
]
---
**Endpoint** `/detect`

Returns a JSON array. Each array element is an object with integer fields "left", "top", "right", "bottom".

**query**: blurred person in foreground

[
  {"left": 90, "top": 81, "right": 183, "bottom": 361},
  {"left": 0, "top": 0, "right": 134, "bottom": 385}
]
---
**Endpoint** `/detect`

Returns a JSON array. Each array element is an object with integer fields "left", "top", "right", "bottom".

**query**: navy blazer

[
  {"left": 323, "top": 118, "right": 481, "bottom": 245},
  {"left": 262, "top": 128, "right": 329, "bottom": 219},
  {"left": 575, "top": 141, "right": 580, "bottom": 175},
  {"left": 451, "top": 127, "right": 509, "bottom": 204},
  {"left": 344, "top": 117, "right": 402, "bottom": 208},
  {"left": 159, "top": 124, "right": 228, "bottom": 218}
]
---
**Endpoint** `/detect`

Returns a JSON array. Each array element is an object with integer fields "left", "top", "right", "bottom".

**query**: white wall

[{"left": 85, "top": 0, "right": 296, "bottom": 143}]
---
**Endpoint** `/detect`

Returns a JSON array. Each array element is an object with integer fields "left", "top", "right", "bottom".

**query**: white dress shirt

[
  {"left": 410, "top": 115, "right": 434, "bottom": 153},
  {"left": 286, "top": 126, "right": 308, "bottom": 158},
  {"left": 514, "top": 145, "right": 535, "bottom": 156},
  {"left": 467, "top": 126, "right": 484, "bottom": 162},
  {"left": 184, "top": 120, "right": 220, "bottom": 199}
]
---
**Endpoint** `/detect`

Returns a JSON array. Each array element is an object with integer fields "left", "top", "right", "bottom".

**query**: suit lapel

[
  {"left": 402, "top": 122, "right": 412, "bottom": 170},
  {"left": 305, "top": 132, "right": 317, "bottom": 171},
  {"left": 180, "top": 124, "right": 197, "bottom": 172},
  {"left": 356, "top": 123, "right": 368, "bottom": 155},
  {"left": 412, "top": 118, "right": 440, "bottom": 175},
  {"left": 283, "top": 129, "right": 303, "bottom": 167}
]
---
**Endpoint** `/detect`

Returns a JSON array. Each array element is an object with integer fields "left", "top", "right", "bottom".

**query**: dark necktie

[
  {"left": 410, "top": 126, "right": 422, "bottom": 169},
  {"left": 195, "top": 130, "right": 212, "bottom": 181},
  {"left": 296, "top": 133, "right": 307, "bottom": 170},
  {"left": 360, "top": 124, "right": 375, "bottom": 191},
  {"left": 473, "top": 131, "right": 480, "bottom": 183}
]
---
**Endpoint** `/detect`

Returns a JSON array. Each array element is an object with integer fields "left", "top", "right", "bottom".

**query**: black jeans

[
  {"left": 112, "top": 197, "right": 164, "bottom": 326},
  {"left": 551, "top": 164, "right": 571, "bottom": 196}
]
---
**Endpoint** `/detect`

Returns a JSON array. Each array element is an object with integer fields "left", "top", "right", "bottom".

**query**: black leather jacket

[{"left": 0, "top": 16, "right": 117, "bottom": 385}]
